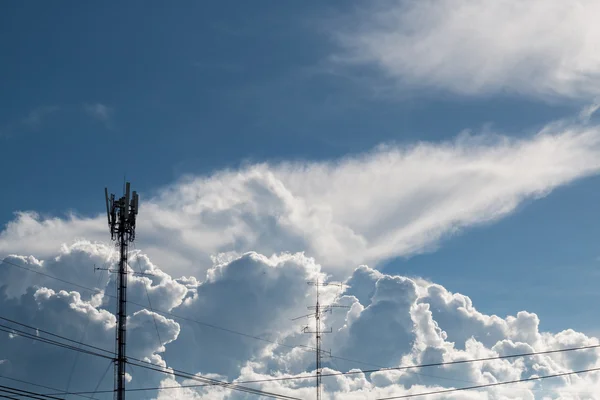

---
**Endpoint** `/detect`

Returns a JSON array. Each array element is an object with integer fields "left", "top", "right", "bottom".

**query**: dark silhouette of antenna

[
  {"left": 105, "top": 182, "right": 139, "bottom": 400},
  {"left": 293, "top": 281, "right": 349, "bottom": 400}
]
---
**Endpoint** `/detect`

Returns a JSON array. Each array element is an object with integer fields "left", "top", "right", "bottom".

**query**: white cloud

[
  {"left": 335, "top": 0, "right": 600, "bottom": 99},
  {"left": 22, "top": 106, "right": 61, "bottom": 128},
  {"left": 3, "top": 116, "right": 600, "bottom": 278},
  {"left": 2, "top": 244, "right": 600, "bottom": 399}
]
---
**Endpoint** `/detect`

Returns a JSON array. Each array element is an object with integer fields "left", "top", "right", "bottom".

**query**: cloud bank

[
  {"left": 336, "top": 0, "right": 600, "bottom": 99},
  {"left": 2, "top": 117, "right": 600, "bottom": 278},
  {"left": 3, "top": 112, "right": 600, "bottom": 397},
  {"left": 2, "top": 244, "right": 600, "bottom": 399}
]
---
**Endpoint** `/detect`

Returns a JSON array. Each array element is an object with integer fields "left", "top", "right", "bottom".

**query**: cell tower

[
  {"left": 293, "top": 281, "right": 349, "bottom": 400},
  {"left": 105, "top": 182, "right": 139, "bottom": 400}
]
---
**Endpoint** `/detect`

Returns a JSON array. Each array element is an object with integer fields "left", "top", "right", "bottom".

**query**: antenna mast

[
  {"left": 105, "top": 182, "right": 139, "bottom": 400},
  {"left": 294, "top": 281, "right": 349, "bottom": 400}
]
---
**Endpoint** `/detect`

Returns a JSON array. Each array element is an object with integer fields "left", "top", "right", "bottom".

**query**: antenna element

[{"left": 105, "top": 182, "right": 140, "bottom": 400}]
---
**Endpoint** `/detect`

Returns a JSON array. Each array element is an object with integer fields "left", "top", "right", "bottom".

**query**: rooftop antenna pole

[
  {"left": 105, "top": 182, "right": 139, "bottom": 400},
  {"left": 293, "top": 281, "right": 349, "bottom": 400}
]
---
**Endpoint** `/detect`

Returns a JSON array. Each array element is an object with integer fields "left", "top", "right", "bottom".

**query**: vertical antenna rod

[
  {"left": 105, "top": 182, "right": 139, "bottom": 400},
  {"left": 293, "top": 281, "right": 349, "bottom": 400}
]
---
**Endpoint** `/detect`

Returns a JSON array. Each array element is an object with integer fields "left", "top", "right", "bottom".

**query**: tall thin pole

[
  {"left": 106, "top": 183, "right": 139, "bottom": 400},
  {"left": 315, "top": 283, "right": 322, "bottom": 400},
  {"left": 294, "top": 281, "right": 349, "bottom": 400},
  {"left": 116, "top": 219, "right": 128, "bottom": 400}
]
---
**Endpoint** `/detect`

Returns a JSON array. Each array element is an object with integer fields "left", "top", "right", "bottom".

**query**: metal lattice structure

[
  {"left": 105, "top": 183, "right": 139, "bottom": 400},
  {"left": 294, "top": 281, "right": 349, "bottom": 400}
]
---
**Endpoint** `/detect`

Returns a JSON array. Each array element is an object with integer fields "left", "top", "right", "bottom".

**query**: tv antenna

[
  {"left": 105, "top": 182, "right": 139, "bottom": 400},
  {"left": 293, "top": 281, "right": 349, "bottom": 400}
]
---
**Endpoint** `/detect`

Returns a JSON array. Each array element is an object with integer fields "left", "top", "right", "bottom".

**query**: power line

[
  {"left": 45, "top": 341, "right": 600, "bottom": 396},
  {"left": 90, "top": 360, "right": 114, "bottom": 400},
  {"left": 5, "top": 256, "right": 420, "bottom": 386},
  {"left": 7, "top": 260, "right": 600, "bottom": 393},
  {"left": 125, "top": 359, "right": 302, "bottom": 400},
  {"left": 1, "top": 258, "right": 314, "bottom": 352},
  {"left": 0, "top": 316, "right": 115, "bottom": 358},
  {"left": 0, "top": 374, "right": 100, "bottom": 400},
  {"left": 0, "top": 323, "right": 114, "bottom": 362},
  {"left": 374, "top": 366, "right": 600, "bottom": 399},
  {"left": 0, "top": 393, "right": 21, "bottom": 400},
  {"left": 0, "top": 315, "right": 301, "bottom": 400},
  {"left": 4, "top": 256, "right": 383, "bottom": 379},
  {"left": 1, "top": 259, "right": 105, "bottom": 295},
  {"left": 146, "top": 341, "right": 600, "bottom": 387},
  {"left": 40, "top": 363, "right": 600, "bottom": 399},
  {"left": 0, "top": 384, "right": 67, "bottom": 400},
  {"left": 5, "top": 258, "right": 600, "bottom": 397},
  {"left": 2, "top": 319, "right": 300, "bottom": 400}
]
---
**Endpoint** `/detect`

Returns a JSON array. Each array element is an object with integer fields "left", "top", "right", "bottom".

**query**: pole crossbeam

[{"left": 105, "top": 183, "right": 139, "bottom": 400}]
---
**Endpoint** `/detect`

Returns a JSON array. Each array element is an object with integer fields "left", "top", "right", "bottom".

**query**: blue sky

[
  {"left": 3, "top": 1, "right": 600, "bottom": 398},
  {"left": 0, "top": 1, "right": 581, "bottom": 216},
  {"left": 1, "top": 1, "right": 596, "bottom": 328}
]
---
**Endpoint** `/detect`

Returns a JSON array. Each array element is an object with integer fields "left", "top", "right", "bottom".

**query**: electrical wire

[
  {"left": 0, "top": 259, "right": 105, "bottom": 296},
  {"left": 126, "top": 341, "right": 600, "bottom": 389},
  {"left": 0, "top": 324, "right": 111, "bottom": 362},
  {"left": 39, "top": 340, "right": 600, "bottom": 397},
  {"left": 0, "top": 384, "right": 66, "bottom": 400},
  {"left": 1, "top": 259, "right": 315, "bottom": 353},
  {"left": 0, "top": 323, "right": 114, "bottom": 362},
  {"left": 0, "top": 317, "right": 115, "bottom": 358},
  {"left": 1, "top": 260, "right": 431, "bottom": 376},
  {"left": 0, "top": 314, "right": 301, "bottom": 400},
  {"left": 6, "top": 258, "right": 600, "bottom": 398},
  {"left": 1, "top": 322, "right": 299, "bottom": 400},
  {"left": 6, "top": 257, "right": 600, "bottom": 396},
  {"left": 125, "top": 357, "right": 302, "bottom": 400},
  {"left": 0, "top": 375, "right": 100, "bottom": 400},
  {"left": 327, "top": 354, "right": 477, "bottom": 386},
  {"left": 90, "top": 360, "right": 113, "bottom": 400},
  {"left": 0, "top": 393, "right": 21, "bottom": 400},
  {"left": 2, "top": 258, "right": 374, "bottom": 367},
  {"left": 40, "top": 362, "right": 600, "bottom": 399},
  {"left": 374, "top": 366, "right": 600, "bottom": 399},
  {"left": 5, "top": 316, "right": 597, "bottom": 399}
]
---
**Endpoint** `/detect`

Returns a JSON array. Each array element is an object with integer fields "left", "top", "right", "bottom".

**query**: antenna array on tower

[{"left": 105, "top": 182, "right": 139, "bottom": 400}]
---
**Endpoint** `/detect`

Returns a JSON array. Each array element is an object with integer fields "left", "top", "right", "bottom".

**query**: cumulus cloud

[
  {"left": 3, "top": 116, "right": 600, "bottom": 278},
  {"left": 4, "top": 112, "right": 600, "bottom": 397},
  {"left": 2, "top": 244, "right": 600, "bottom": 399},
  {"left": 335, "top": 0, "right": 600, "bottom": 99}
]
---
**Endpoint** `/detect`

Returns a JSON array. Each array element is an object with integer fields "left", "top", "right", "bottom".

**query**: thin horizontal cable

[
  {"left": 375, "top": 366, "right": 600, "bottom": 399},
  {"left": 0, "top": 374, "right": 100, "bottom": 400}
]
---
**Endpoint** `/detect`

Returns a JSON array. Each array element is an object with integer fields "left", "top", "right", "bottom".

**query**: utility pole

[
  {"left": 293, "top": 281, "right": 349, "bottom": 400},
  {"left": 105, "top": 182, "right": 139, "bottom": 400}
]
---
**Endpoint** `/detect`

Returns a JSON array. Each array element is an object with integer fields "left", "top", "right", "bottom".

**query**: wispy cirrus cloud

[
  {"left": 0, "top": 105, "right": 61, "bottom": 137},
  {"left": 21, "top": 105, "right": 61, "bottom": 128},
  {"left": 83, "top": 103, "right": 114, "bottom": 127},
  {"left": 335, "top": 0, "right": 600, "bottom": 100},
  {"left": 1, "top": 103, "right": 115, "bottom": 138}
]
